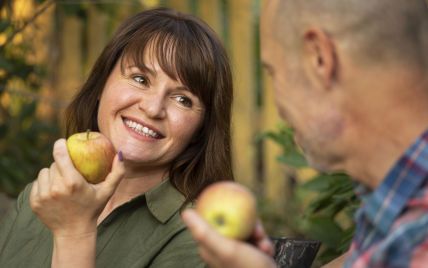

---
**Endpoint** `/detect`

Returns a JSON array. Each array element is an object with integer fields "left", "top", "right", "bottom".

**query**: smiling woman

[
  {"left": 66, "top": 8, "right": 233, "bottom": 203},
  {"left": 0, "top": 8, "right": 233, "bottom": 268}
]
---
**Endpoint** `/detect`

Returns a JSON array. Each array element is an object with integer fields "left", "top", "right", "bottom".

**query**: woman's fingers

[
  {"left": 52, "top": 139, "right": 81, "bottom": 181},
  {"left": 30, "top": 167, "right": 49, "bottom": 212},
  {"left": 95, "top": 153, "right": 125, "bottom": 200}
]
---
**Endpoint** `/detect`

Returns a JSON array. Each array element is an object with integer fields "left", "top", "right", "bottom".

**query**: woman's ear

[{"left": 303, "top": 28, "right": 337, "bottom": 90}]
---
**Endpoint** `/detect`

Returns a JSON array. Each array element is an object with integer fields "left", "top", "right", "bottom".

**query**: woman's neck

[{"left": 97, "top": 163, "right": 168, "bottom": 225}]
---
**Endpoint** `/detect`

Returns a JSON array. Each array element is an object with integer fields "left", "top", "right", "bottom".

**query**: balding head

[
  {"left": 261, "top": 0, "right": 428, "bottom": 182},
  {"left": 268, "top": 0, "right": 428, "bottom": 68}
]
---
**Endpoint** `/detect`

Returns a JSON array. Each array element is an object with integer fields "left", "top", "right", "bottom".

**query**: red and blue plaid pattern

[{"left": 345, "top": 130, "right": 428, "bottom": 268}]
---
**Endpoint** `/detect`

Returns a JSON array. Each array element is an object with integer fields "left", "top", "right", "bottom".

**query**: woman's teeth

[{"left": 124, "top": 119, "right": 160, "bottom": 138}]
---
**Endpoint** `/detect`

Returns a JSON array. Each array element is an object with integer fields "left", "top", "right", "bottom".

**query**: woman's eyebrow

[
  {"left": 126, "top": 64, "right": 156, "bottom": 77},
  {"left": 175, "top": 85, "right": 192, "bottom": 92}
]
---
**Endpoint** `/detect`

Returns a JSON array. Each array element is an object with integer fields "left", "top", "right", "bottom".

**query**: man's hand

[{"left": 182, "top": 209, "right": 276, "bottom": 268}]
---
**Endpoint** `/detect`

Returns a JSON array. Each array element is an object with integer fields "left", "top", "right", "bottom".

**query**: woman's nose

[{"left": 138, "top": 92, "right": 167, "bottom": 119}]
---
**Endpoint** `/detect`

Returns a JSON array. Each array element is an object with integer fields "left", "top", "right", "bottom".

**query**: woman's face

[{"left": 97, "top": 54, "right": 205, "bottom": 172}]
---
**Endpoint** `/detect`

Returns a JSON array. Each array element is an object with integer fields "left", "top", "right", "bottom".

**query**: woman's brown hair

[{"left": 65, "top": 8, "right": 233, "bottom": 203}]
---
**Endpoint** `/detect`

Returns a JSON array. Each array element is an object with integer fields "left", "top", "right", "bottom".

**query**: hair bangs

[
  {"left": 120, "top": 31, "right": 177, "bottom": 79},
  {"left": 172, "top": 22, "right": 217, "bottom": 106},
  {"left": 120, "top": 19, "right": 216, "bottom": 107}
]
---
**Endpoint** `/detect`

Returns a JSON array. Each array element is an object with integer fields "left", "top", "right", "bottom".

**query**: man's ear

[{"left": 303, "top": 28, "right": 337, "bottom": 89}]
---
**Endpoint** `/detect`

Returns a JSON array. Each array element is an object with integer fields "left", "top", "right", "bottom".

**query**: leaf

[
  {"left": 303, "top": 216, "right": 344, "bottom": 248},
  {"left": 300, "top": 174, "right": 334, "bottom": 191},
  {"left": 259, "top": 125, "right": 296, "bottom": 150},
  {"left": 320, "top": 200, "right": 349, "bottom": 217},
  {"left": 332, "top": 189, "right": 355, "bottom": 200},
  {"left": 277, "top": 152, "right": 307, "bottom": 167},
  {"left": 307, "top": 192, "right": 338, "bottom": 214}
]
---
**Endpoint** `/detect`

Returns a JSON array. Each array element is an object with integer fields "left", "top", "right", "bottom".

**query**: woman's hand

[
  {"left": 30, "top": 138, "right": 125, "bottom": 238},
  {"left": 182, "top": 209, "right": 276, "bottom": 268}
]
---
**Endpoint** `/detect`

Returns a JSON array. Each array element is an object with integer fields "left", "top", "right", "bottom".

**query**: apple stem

[{"left": 86, "top": 129, "right": 90, "bottom": 140}]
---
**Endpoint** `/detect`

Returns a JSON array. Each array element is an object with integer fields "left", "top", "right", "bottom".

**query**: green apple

[
  {"left": 196, "top": 181, "right": 257, "bottom": 240},
  {"left": 66, "top": 130, "right": 116, "bottom": 184}
]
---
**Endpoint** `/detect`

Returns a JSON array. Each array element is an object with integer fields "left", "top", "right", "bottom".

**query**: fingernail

[{"left": 118, "top": 151, "right": 123, "bottom": 162}]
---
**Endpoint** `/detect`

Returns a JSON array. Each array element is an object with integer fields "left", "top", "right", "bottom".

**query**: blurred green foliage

[
  {"left": 260, "top": 125, "right": 360, "bottom": 265},
  {"left": 0, "top": 0, "right": 60, "bottom": 197}
]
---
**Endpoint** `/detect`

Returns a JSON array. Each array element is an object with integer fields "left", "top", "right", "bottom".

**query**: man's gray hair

[{"left": 273, "top": 0, "right": 428, "bottom": 67}]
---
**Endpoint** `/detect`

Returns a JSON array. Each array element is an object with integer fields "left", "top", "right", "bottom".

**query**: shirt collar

[
  {"left": 358, "top": 129, "right": 428, "bottom": 234},
  {"left": 145, "top": 179, "right": 186, "bottom": 224}
]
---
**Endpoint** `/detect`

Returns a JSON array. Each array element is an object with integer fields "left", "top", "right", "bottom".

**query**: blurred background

[{"left": 0, "top": 0, "right": 360, "bottom": 265}]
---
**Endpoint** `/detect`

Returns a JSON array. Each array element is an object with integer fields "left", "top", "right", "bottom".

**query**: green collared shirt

[{"left": 0, "top": 180, "right": 205, "bottom": 267}]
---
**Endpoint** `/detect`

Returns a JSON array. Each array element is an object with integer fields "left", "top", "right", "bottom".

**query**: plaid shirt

[{"left": 345, "top": 130, "right": 428, "bottom": 268}]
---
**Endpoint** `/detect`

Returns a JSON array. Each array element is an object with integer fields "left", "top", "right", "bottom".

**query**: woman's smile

[{"left": 122, "top": 116, "right": 164, "bottom": 139}]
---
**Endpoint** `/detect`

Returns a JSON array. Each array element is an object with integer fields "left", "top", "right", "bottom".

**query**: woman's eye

[
  {"left": 133, "top": 75, "right": 148, "bottom": 85},
  {"left": 175, "top": 95, "right": 193, "bottom": 108}
]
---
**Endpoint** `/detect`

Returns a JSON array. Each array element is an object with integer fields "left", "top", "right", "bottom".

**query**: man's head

[{"left": 261, "top": 0, "right": 428, "bottom": 182}]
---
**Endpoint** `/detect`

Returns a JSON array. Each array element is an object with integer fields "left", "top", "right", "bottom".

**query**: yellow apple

[
  {"left": 66, "top": 130, "right": 116, "bottom": 184},
  {"left": 196, "top": 181, "right": 257, "bottom": 240}
]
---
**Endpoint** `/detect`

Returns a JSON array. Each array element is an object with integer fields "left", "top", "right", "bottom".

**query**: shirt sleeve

[
  {"left": 0, "top": 183, "right": 31, "bottom": 255},
  {"left": 148, "top": 228, "right": 206, "bottom": 268}
]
